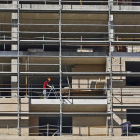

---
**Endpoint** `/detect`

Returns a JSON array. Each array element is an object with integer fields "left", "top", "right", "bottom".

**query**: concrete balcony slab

[
  {"left": 30, "top": 99, "right": 107, "bottom": 112},
  {"left": 31, "top": 99, "right": 107, "bottom": 105},
  {"left": 112, "top": 5, "right": 140, "bottom": 14}
]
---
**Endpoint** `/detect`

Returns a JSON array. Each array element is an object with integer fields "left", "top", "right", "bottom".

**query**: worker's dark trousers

[{"left": 121, "top": 130, "right": 130, "bottom": 136}]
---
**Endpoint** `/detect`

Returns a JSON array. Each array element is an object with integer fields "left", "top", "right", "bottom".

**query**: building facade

[{"left": 0, "top": 0, "right": 140, "bottom": 137}]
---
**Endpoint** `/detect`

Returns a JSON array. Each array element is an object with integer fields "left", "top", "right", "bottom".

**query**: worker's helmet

[{"left": 47, "top": 78, "right": 51, "bottom": 82}]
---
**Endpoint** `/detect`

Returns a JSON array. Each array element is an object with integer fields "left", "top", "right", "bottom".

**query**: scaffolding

[{"left": 0, "top": 0, "right": 140, "bottom": 137}]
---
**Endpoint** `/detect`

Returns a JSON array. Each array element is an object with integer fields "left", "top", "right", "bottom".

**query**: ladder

[{"left": 46, "top": 85, "right": 58, "bottom": 99}]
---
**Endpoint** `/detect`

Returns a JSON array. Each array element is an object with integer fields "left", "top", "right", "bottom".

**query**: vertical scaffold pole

[
  {"left": 17, "top": 0, "right": 20, "bottom": 136},
  {"left": 59, "top": 0, "right": 62, "bottom": 136},
  {"left": 108, "top": 0, "right": 113, "bottom": 136},
  {"left": 4, "top": 35, "right": 5, "bottom": 51}
]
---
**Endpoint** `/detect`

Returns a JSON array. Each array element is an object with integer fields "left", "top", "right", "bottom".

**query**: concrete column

[
  {"left": 110, "top": 14, "right": 115, "bottom": 52},
  {"left": 11, "top": 59, "right": 18, "bottom": 97},
  {"left": 127, "top": 46, "right": 132, "bottom": 52},
  {"left": 109, "top": 0, "right": 115, "bottom": 52},
  {"left": 11, "top": 1, "right": 18, "bottom": 51},
  {"left": 12, "top": 1, "right": 18, "bottom": 5},
  {"left": 11, "top": 13, "right": 18, "bottom": 51},
  {"left": 110, "top": 15, "right": 114, "bottom": 42},
  {"left": 11, "top": 1, "right": 18, "bottom": 97}
]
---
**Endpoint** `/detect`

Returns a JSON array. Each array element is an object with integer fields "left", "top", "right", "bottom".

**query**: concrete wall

[
  {"left": 0, "top": 98, "right": 29, "bottom": 112},
  {"left": 72, "top": 117, "right": 107, "bottom": 136},
  {"left": 30, "top": 104, "right": 107, "bottom": 112},
  {"left": 107, "top": 57, "right": 140, "bottom": 136},
  {"left": 0, "top": 98, "right": 29, "bottom": 136},
  {"left": 72, "top": 64, "right": 106, "bottom": 89},
  {"left": 0, "top": 12, "right": 108, "bottom": 39},
  {"left": 0, "top": 117, "right": 29, "bottom": 136},
  {"left": 29, "top": 117, "right": 39, "bottom": 136},
  {"left": 107, "top": 57, "right": 140, "bottom": 79},
  {"left": 127, "top": 46, "right": 140, "bottom": 52}
]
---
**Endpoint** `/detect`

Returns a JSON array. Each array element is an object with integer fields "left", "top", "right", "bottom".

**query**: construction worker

[
  {"left": 121, "top": 121, "right": 132, "bottom": 136},
  {"left": 43, "top": 78, "right": 51, "bottom": 99}
]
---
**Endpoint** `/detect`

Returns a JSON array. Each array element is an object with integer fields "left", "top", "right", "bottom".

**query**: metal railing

[{"left": 0, "top": 124, "right": 139, "bottom": 136}]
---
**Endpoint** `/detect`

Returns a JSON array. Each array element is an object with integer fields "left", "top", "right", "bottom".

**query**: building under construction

[{"left": 0, "top": 0, "right": 140, "bottom": 138}]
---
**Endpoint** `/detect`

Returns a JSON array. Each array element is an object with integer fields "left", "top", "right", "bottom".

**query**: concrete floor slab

[
  {"left": 0, "top": 136, "right": 140, "bottom": 140},
  {"left": 31, "top": 99, "right": 107, "bottom": 105}
]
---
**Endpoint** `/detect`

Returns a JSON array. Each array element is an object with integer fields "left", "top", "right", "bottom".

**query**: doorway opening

[{"left": 39, "top": 117, "right": 72, "bottom": 136}]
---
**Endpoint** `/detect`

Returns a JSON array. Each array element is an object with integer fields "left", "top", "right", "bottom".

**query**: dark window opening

[
  {"left": 39, "top": 117, "right": 72, "bottom": 136},
  {"left": 0, "top": 1, "right": 12, "bottom": 4},
  {"left": 132, "top": 0, "right": 140, "bottom": 6},
  {"left": 126, "top": 62, "right": 140, "bottom": 86},
  {"left": 0, "top": 76, "right": 11, "bottom": 97},
  {"left": 127, "top": 109, "right": 140, "bottom": 134}
]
